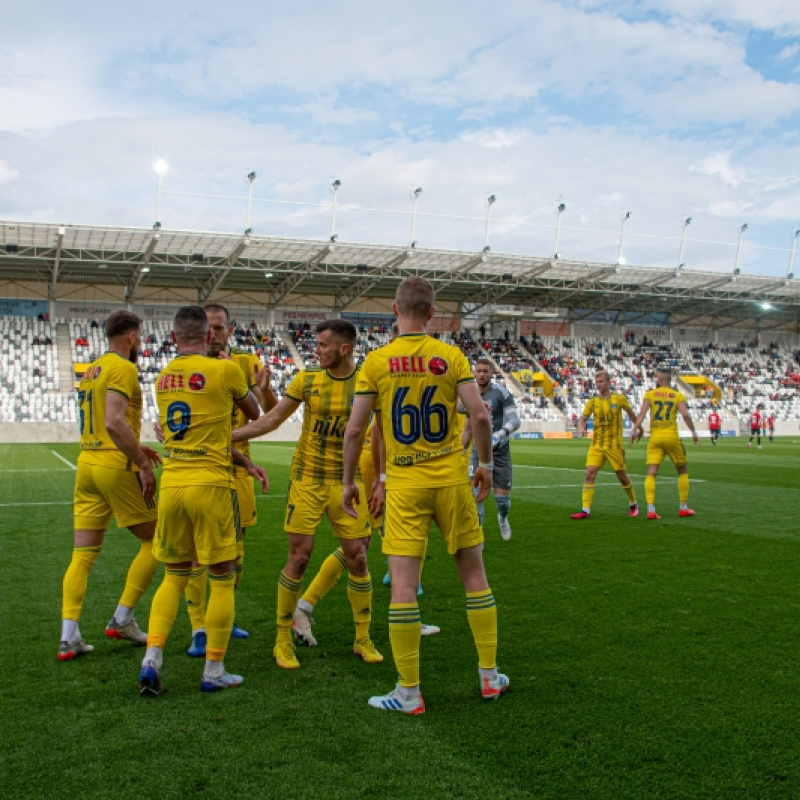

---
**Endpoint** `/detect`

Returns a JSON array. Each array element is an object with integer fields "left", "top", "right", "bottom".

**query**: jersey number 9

[{"left": 166, "top": 401, "right": 191, "bottom": 441}]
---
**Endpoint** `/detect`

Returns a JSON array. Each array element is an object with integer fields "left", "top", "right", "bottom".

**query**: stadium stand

[{"left": 1, "top": 310, "right": 798, "bottom": 431}]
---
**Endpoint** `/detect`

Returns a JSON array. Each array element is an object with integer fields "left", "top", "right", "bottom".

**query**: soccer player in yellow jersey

[
  {"left": 630, "top": 367, "right": 700, "bottom": 520},
  {"left": 59, "top": 310, "right": 162, "bottom": 661},
  {"left": 291, "top": 325, "right": 442, "bottom": 646},
  {"left": 570, "top": 369, "right": 639, "bottom": 520},
  {"left": 183, "top": 303, "right": 276, "bottom": 655},
  {"left": 343, "top": 276, "right": 508, "bottom": 714},
  {"left": 138, "top": 306, "right": 262, "bottom": 695},
  {"left": 233, "top": 319, "right": 382, "bottom": 670}
]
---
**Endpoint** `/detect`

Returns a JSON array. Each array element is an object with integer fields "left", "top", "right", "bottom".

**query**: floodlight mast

[
  {"left": 677, "top": 217, "right": 692, "bottom": 268},
  {"left": 245, "top": 171, "right": 257, "bottom": 233},
  {"left": 734, "top": 223, "right": 748, "bottom": 273},
  {"left": 330, "top": 179, "right": 341, "bottom": 241},
  {"left": 617, "top": 211, "right": 631, "bottom": 265},
  {"left": 553, "top": 202, "right": 566, "bottom": 259},
  {"left": 153, "top": 155, "right": 167, "bottom": 227},
  {"left": 409, "top": 187, "right": 422, "bottom": 247},
  {"left": 483, "top": 194, "right": 496, "bottom": 251},
  {"left": 787, "top": 229, "right": 800, "bottom": 279}
]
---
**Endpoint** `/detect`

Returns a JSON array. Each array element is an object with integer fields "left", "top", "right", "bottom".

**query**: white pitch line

[
  {"left": 516, "top": 464, "right": 704, "bottom": 482},
  {"left": 50, "top": 450, "right": 77, "bottom": 471},
  {"left": 0, "top": 468, "right": 74, "bottom": 473}
]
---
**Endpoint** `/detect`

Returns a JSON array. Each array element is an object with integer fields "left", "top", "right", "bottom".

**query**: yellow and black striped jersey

[
  {"left": 156, "top": 354, "right": 249, "bottom": 488},
  {"left": 228, "top": 346, "right": 260, "bottom": 464},
  {"left": 644, "top": 386, "right": 686, "bottom": 437},
  {"left": 284, "top": 366, "right": 359, "bottom": 485},
  {"left": 356, "top": 333, "right": 474, "bottom": 489},
  {"left": 77, "top": 352, "right": 143, "bottom": 471},
  {"left": 582, "top": 393, "right": 631, "bottom": 450}
]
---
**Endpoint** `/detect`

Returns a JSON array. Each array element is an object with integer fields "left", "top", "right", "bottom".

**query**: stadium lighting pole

[
  {"left": 677, "top": 216, "right": 692, "bottom": 268},
  {"left": 153, "top": 155, "right": 167, "bottom": 227},
  {"left": 409, "top": 187, "right": 422, "bottom": 247},
  {"left": 245, "top": 171, "right": 257, "bottom": 233},
  {"left": 617, "top": 211, "right": 631, "bottom": 265},
  {"left": 787, "top": 229, "right": 800, "bottom": 279},
  {"left": 483, "top": 194, "right": 496, "bottom": 251},
  {"left": 733, "top": 223, "right": 748, "bottom": 273},
  {"left": 553, "top": 202, "right": 566, "bottom": 259},
  {"left": 330, "top": 179, "right": 341, "bottom": 241}
]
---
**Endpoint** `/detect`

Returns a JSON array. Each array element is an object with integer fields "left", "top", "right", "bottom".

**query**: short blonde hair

[{"left": 395, "top": 277, "right": 434, "bottom": 320}]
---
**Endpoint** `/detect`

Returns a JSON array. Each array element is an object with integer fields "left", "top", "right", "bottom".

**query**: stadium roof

[{"left": 2, "top": 220, "right": 799, "bottom": 331}]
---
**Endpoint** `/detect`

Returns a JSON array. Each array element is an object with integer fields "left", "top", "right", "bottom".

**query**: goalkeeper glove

[{"left": 491, "top": 429, "right": 509, "bottom": 449}]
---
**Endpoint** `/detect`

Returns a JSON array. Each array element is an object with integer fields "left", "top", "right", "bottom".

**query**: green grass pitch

[{"left": 2, "top": 438, "right": 800, "bottom": 799}]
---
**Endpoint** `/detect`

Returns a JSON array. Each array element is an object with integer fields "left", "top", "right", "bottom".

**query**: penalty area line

[{"left": 50, "top": 450, "right": 77, "bottom": 471}]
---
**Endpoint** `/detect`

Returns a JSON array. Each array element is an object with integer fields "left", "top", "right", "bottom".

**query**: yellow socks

[
  {"left": 276, "top": 571, "right": 303, "bottom": 645},
  {"left": 645, "top": 475, "right": 656, "bottom": 506},
  {"left": 147, "top": 566, "right": 191, "bottom": 650},
  {"left": 206, "top": 570, "right": 236, "bottom": 662},
  {"left": 678, "top": 473, "right": 690, "bottom": 505},
  {"left": 466, "top": 589, "right": 497, "bottom": 670},
  {"left": 234, "top": 539, "right": 245, "bottom": 590},
  {"left": 389, "top": 603, "right": 421, "bottom": 687},
  {"left": 62, "top": 545, "right": 101, "bottom": 621},
  {"left": 347, "top": 572, "right": 373, "bottom": 640},
  {"left": 302, "top": 548, "right": 347, "bottom": 607},
  {"left": 581, "top": 483, "right": 595, "bottom": 512},
  {"left": 185, "top": 565, "right": 208, "bottom": 632},
  {"left": 119, "top": 540, "right": 159, "bottom": 610},
  {"left": 622, "top": 481, "right": 637, "bottom": 506}
]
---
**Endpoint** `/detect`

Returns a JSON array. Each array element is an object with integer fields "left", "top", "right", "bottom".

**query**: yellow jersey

[
  {"left": 582, "top": 393, "right": 631, "bottom": 450},
  {"left": 228, "top": 346, "right": 260, "bottom": 465},
  {"left": 77, "top": 351, "right": 143, "bottom": 471},
  {"left": 156, "top": 354, "right": 250, "bottom": 488},
  {"left": 356, "top": 333, "right": 474, "bottom": 489},
  {"left": 284, "top": 366, "right": 359, "bottom": 485},
  {"left": 644, "top": 386, "right": 686, "bottom": 437}
]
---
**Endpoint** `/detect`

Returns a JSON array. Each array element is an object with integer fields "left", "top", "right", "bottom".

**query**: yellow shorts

[
  {"left": 586, "top": 445, "right": 626, "bottom": 473},
  {"left": 285, "top": 481, "right": 371, "bottom": 540},
  {"left": 73, "top": 462, "right": 158, "bottom": 531},
  {"left": 647, "top": 436, "right": 687, "bottom": 468},
  {"left": 233, "top": 470, "right": 257, "bottom": 531},
  {"left": 383, "top": 481, "right": 483, "bottom": 557},
  {"left": 359, "top": 451, "right": 383, "bottom": 530},
  {"left": 154, "top": 485, "right": 239, "bottom": 565}
]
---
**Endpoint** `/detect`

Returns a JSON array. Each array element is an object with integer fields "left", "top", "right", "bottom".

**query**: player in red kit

[
  {"left": 768, "top": 414, "right": 775, "bottom": 442},
  {"left": 747, "top": 408, "right": 762, "bottom": 449},
  {"left": 708, "top": 410, "right": 721, "bottom": 446}
]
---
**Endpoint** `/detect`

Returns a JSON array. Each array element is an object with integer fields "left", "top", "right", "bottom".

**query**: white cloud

[{"left": 0, "top": 160, "right": 19, "bottom": 184}]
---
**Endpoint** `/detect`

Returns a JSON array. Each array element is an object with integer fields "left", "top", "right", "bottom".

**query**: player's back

[
  {"left": 645, "top": 386, "right": 684, "bottom": 437},
  {"left": 77, "top": 351, "right": 142, "bottom": 470},
  {"left": 156, "top": 354, "right": 247, "bottom": 488},
  {"left": 358, "top": 333, "right": 473, "bottom": 489}
]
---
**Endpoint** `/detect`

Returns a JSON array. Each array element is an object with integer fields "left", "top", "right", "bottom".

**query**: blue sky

[{"left": 1, "top": 0, "right": 800, "bottom": 276}]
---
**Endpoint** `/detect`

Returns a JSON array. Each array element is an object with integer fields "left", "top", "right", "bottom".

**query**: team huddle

[
  {"left": 57, "top": 276, "right": 703, "bottom": 711},
  {"left": 58, "top": 277, "right": 512, "bottom": 713}
]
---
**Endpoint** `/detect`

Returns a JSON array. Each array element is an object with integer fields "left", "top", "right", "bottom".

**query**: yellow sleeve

[
  {"left": 675, "top": 390, "right": 687, "bottom": 404},
  {"left": 452, "top": 348, "right": 474, "bottom": 385},
  {"left": 107, "top": 359, "right": 137, "bottom": 400},
  {"left": 284, "top": 370, "right": 306, "bottom": 402},
  {"left": 619, "top": 395, "right": 632, "bottom": 411},
  {"left": 582, "top": 398, "right": 593, "bottom": 417},
  {"left": 225, "top": 360, "right": 250, "bottom": 402},
  {"left": 355, "top": 354, "right": 377, "bottom": 396}
]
